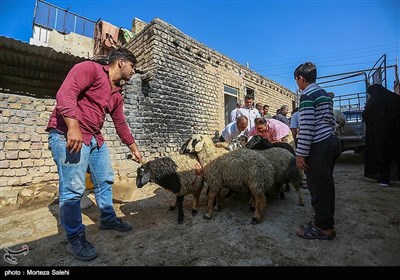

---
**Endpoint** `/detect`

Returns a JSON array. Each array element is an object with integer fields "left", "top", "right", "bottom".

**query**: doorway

[{"left": 224, "top": 85, "right": 238, "bottom": 126}]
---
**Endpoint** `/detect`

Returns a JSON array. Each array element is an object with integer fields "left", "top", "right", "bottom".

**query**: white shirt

[
  {"left": 221, "top": 121, "right": 247, "bottom": 142},
  {"left": 236, "top": 107, "right": 261, "bottom": 130},
  {"left": 290, "top": 111, "right": 300, "bottom": 129},
  {"left": 230, "top": 108, "right": 238, "bottom": 123}
]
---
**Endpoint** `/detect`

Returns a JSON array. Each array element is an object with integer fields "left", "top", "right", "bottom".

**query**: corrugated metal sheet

[{"left": 0, "top": 36, "right": 86, "bottom": 98}]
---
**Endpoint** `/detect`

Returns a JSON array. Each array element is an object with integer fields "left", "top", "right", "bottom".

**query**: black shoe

[
  {"left": 99, "top": 217, "right": 132, "bottom": 232},
  {"left": 66, "top": 232, "right": 98, "bottom": 261}
]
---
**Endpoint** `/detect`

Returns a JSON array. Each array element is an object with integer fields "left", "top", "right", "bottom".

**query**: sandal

[
  {"left": 296, "top": 223, "right": 335, "bottom": 240},
  {"left": 307, "top": 221, "right": 336, "bottom": 237}
]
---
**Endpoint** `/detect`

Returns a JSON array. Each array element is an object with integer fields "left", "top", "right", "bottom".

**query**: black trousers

[{"left": 306, "top": 134, "right": 341, "bottom": 230}]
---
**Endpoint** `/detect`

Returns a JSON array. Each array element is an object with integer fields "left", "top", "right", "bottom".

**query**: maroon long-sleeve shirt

[{"left": 46, "top": 61, "right": 135, "bottom": 147}]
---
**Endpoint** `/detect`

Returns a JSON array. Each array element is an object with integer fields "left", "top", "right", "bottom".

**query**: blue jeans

[{"left": 48, "top": 129, "right": 116, "bottom": 239}]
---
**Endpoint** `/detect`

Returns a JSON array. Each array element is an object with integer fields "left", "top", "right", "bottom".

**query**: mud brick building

[{"left": 0, "top": 18, "right": 295, "bottom": 206}]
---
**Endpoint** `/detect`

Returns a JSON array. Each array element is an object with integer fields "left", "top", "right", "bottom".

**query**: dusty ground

[{"left": 1, "top": 151, "right": 399, "bottom": 268}]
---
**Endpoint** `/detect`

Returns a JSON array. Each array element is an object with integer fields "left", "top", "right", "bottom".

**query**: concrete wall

[{"left": 48, "top": 30, "right": 94, "bottom": 58}]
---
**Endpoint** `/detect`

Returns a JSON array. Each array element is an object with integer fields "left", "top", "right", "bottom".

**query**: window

[{"left": 224, "top": 85, "right": 238, "bottom": 97}]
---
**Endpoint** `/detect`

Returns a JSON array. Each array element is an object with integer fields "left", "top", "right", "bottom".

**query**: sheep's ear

[{"left": 194, "top": 139, "right": 205, "bottom": 152}]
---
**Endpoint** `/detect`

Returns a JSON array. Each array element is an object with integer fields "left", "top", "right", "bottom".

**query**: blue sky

[{"left": 1, "top": 0, "right": 399, "bottom": 95}]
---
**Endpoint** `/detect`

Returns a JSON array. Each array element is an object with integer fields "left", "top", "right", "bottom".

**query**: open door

[{"left": 223, "top": 85, "right": 239, "bottom": 126}]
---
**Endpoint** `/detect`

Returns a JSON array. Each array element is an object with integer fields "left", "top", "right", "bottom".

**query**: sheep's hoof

[
  {"left": 203, "top": 214, "right": 211, "bottom": 220},
  {"left": 168, "top": 206, "right": 176, "bottom": 211},
  {"left": 250, "top": 218, "right": 259, "bottom": 225},
  {"left": 192, "top": 209, "right": 198, "bottom": 216},
  {"left": 177, "top": 219, "right": 183, "bottom": 225},
  {"left": 249, "top": 206, "right": 255, "bottom": 212},
  {"left": 279, "top": 192, "right": 285, "bottom": 200},
  {"left": 299, "top": 201, "right": 305, "bottom": 206}
]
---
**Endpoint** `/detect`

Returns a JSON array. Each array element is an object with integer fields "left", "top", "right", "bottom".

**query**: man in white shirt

[
  {"left": 219, "top": 116, "right": 248, "bottom": 143},
  {"left": 229, "top": 100, "right": 243, "bottom": 123},
  {"left": 236, "top": 95, "right": 261, "bottom": 130}
]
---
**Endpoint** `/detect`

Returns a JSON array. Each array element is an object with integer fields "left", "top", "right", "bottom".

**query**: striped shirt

[{"left": 296, "top": 83, "right": 336, "bottom": 157}]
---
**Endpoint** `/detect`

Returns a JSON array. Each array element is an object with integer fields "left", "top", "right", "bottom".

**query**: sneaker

[
  {"left": 377, "top": 180, "right": 390, "bottom": 187},
  {"left": 66, "top": 232, "right": 98, "bottom": 261},
  {"left": 99, "top": 217, "right": 132, "bottom": 232}
]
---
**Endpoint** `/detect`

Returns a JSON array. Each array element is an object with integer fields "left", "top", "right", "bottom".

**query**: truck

[
  {"left": 315, "top": 55, "right": 397, "bottom": 156},
  {"left": 333, "top": 91, "right": 367, "bottom": 155}
]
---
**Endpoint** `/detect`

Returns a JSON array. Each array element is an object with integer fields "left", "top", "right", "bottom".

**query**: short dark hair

[
  {"left": 237, "top": 115, "right": 248, "bottom": 124},
  {"left": 254, "top": 117, "right": 267, "bottom": 125},
  {"left": 244, "top": 94, "right": 254, "bottom": 101},
  {"left": 108, "top": 47, "right": 137, "bottom": 65},
  {"left": 294, "top": 62, "right": 317, "bottom": 83}
]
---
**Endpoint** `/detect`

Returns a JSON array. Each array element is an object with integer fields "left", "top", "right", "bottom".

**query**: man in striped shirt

[{"left": 294, "top": 62, "right": 341, "bottom": 240}]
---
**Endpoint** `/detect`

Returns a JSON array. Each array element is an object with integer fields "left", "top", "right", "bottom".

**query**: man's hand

[
  {"left": 128, "top": 143, "right": 142, "bottom": 164},
  {"left": 296, "top": 155, "right": 308, "bottom": 171},
  {"left": 64, "top": 117, "right": 82, "bottom": 153}
]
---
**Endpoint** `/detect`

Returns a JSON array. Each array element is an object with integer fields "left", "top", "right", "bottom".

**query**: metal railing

[
  {"left": 333, "top": 92, "right": 367, "bottom": 122},
  {"left": 32, "top": 0, "right": 96, "bottom": 38}
]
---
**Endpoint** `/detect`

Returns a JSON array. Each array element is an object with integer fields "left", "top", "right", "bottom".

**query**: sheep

[
  {"left": 245, "top": 135, "right": 295, "bottom": 155},
  {"left": 251, "top": 147, "right": 305, "bottom": 206},
  {"left": 237, "top": 135, "right": 296, "bottom": 194},
  {"left": 183, "top": 138, "right": 232, "bottom": 199},
  {"left": 181, "top": 134, "right": 279, "bottom": 224},
  {"left": 136, "top": 153, "right": 204, "bottom": 224},
  {"left": 334, "top": 109, "right": 346, "bottom": 136},
  {"left": 245, "top": 135, "right": 303, "bottom": 193},
  {"left": 227, "top": 134, "right": 249, "bottom": 151}
]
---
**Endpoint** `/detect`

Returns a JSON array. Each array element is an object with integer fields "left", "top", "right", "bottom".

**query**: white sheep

[
  {"left": 181, "top": 135, "right": 280, "bottom": 224},
  {"left": 334, "top": 109, "right": 346, "bottom": 136},
  {"left": 136, "top": 153, "right": 204, "bottom": 224}
]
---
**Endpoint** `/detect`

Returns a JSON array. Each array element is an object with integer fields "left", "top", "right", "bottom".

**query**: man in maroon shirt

[{"left": 47, "top": 48, "right": 142, "bottom": 261}]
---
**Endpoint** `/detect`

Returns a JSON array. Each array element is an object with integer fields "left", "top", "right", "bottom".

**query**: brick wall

[
  {"left": 126, "top": 18, "right": 295, "bottom": 156},
  {"left": 0, "top": 81, "right": 141, "bottom": 206}
]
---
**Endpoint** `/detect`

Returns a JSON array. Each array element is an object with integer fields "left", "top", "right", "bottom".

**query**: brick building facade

[{"left": 0, "top": 18, "right": 295, "bottom": 206}]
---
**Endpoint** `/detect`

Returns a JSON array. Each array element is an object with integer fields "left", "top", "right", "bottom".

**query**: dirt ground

[{"left": 1, "top": 151, "right": 399, "bottom": 268}]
